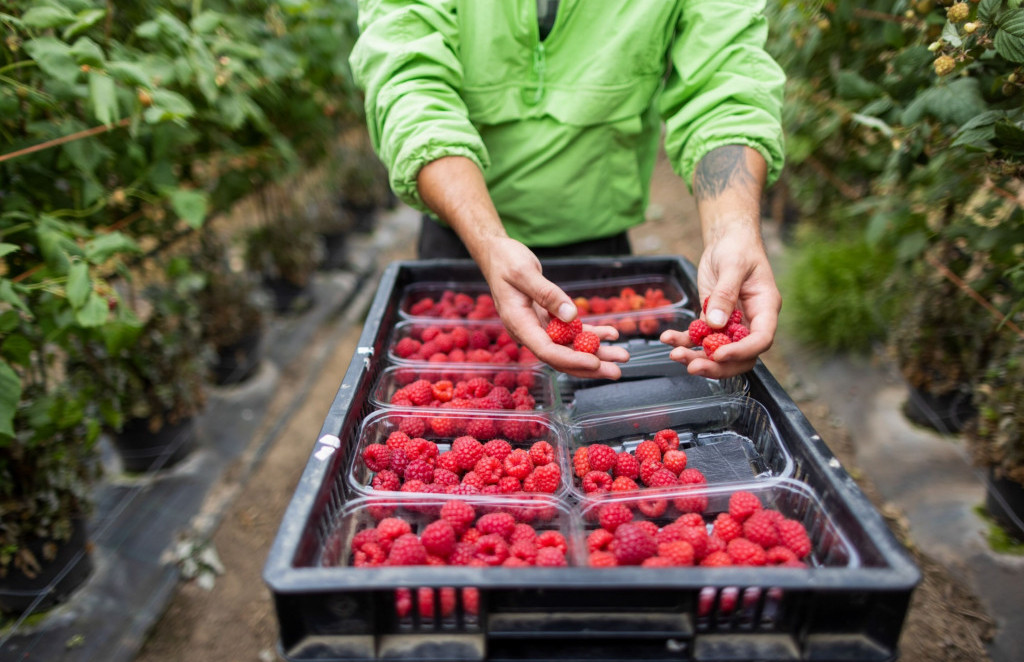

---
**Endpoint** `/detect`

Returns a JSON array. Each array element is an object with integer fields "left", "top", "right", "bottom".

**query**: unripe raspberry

[
  {"left": 963, "top": 21, "right": 977, "bottom": 33},
  {"left": 934, "top": 55, "right": 956, "bottom": 76},
  {"left": 946, "top": 2, "right": 969, "bottom": 22},
  {"left": 928, "top": 40, "right": 943, "bottom": 52}
]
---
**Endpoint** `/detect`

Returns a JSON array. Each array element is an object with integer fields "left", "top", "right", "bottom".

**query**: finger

[
  {"left": 659, "top": 328, "right": 691, "bottom": 349},
  {"left": 668, "top": 345, "right": 756, "bottom": 379},
  {"left": 515, "top": 269, "right": 577, "bottom": 323},
  {"left": 704, "top": 273, "right": 744, "bottom": 330},
  {"left": 582, "top": 323, "right": 620, "bottom": 342}
]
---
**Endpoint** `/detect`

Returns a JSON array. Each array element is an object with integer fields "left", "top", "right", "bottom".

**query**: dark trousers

[{"left": 417, "top": 216, "right": 632, "bottom": 260}]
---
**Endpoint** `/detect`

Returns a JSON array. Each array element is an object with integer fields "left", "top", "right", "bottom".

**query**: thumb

[
  {"left": 516, "top": 269, "right": 577, "bottom": 323},
  {"left": 703, "top": 282, "right": 741, "bottom": 330}
]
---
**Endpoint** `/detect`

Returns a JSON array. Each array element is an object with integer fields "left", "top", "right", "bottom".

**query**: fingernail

[
  {"left": 708, "top": 308, "right": 727, "bottom": 327},
  {"left": 557, "top": 302, "right": 576, "bottom": 321}
]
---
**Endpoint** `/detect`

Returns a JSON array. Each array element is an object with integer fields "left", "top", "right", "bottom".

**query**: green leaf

[
  {"left": 192, "top": 10, "right": 222, "bottom": 33},
  {"left": 66, "top": 261, "right": 90, "bottom": 309},
  {"left": 23, "top": 37, "right": 79, "bottom": 81},
  {"left": 835, "top": 70, "right": 883, "bottom": 100},
  {"left": 851, "top": 113, "right": 894, "bottom": 138},
  {"left": 953, "top": 111, "right": 1001, "bottom": 150},
  {"left": 75, "top": 291, "right": 109, "bottom": 327},
  {"left": 1, "top": 334, "right": 32, "bottom": 370},
  {"left": 84, "top": 232, "right": 140, "bottom": 264},
  {"left": 103, "top": 317, "right": 143, "bottom": 354},
  {"left": 21, "top": 5, "right": 75, "bottom": 28},
  {"left": 994, "top": 10, "right": 1024, "bottom": 63},
  {"left": 70, "top": 37, "right": 105, "bottom": 67},
  {"left": 941, "top": 22, "right": 963, "bottom": 49},
  {"left": 148, "top": 89, "right": 195, "bottom": 120},
  {"left": 980, "top": 0, "right": 1002, "bottom": 24},
  {"left": 63, "top": 8, "right": 107, "bottom": 40},
  {"left": 0, "top": 311, "right": 19, "bottom": 334},
  {"left": 63, "top": 134, "right": 107, "bottom": 174},
  {"left": 88, "top": 72, "right": 118, "bottom": 125},
  {"left": 107, "top": 61, "right": 152, "bottom": 88},
  {"left": 897, "top": 231, "right": 929, "bottom": 261},
  {"left": 0, "top": 243, "right": 18, "bottom": 259},
  {"left": 902, "top": 78, "right": 987, "bottom": 126},
  {"left": 167, "top": 189, "right": 208, "bottom": 229},
  {"left": 993, "top": 118, "right": 1024, "bottom": 150},
  {"left": 0, "top": 361, "right": 21, "bottom": 438},
  {"left": 136, "top": 20, "right": 160, "bottom": 39},
  {"left": 0, "top": 280, "right": 29, "bottom": 314}
]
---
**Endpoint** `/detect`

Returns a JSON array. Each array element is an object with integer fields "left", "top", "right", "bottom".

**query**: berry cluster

[
  {"left": 585, "top": 490, "right": 811, "bottom": 567},
  {"left": 407, "top": 290, "right": 497, "bottom": 319},
  {"left": 350, "top": 503, "right": 570, "bottom": 569},
  {"left": 546, "top": 317, "right": 602, "bottom": 354},
  {"left": 389, "top": 377, "right": 538, "bottom": 412},
  {"left": 361, "top": 432, "right": 564, "bottom": 496},
  {"left": 687, "top": 300, "right": 751, "bottom": 361},
  {"left": 393, "top": 323, "right": 538, "bottom": 365},
  {"left": 572, "top": 429, "right": 708, "bottom": 498},
  {"left": 572, "top": 286, "right": 674, "bottom": 316}
]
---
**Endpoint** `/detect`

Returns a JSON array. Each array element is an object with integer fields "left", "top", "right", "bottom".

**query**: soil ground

[{"left": 133, "top": 152, "right": 995, "bottom": 662}]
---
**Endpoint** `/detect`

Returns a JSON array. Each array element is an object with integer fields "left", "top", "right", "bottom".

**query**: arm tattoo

[{"left": 694, "top": 145, "right": 756, "bottom": 203}]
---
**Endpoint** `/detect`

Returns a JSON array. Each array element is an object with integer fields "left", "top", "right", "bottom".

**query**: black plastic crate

[{"left": 264, "top": 257, "right": 920, "bottom": 662}]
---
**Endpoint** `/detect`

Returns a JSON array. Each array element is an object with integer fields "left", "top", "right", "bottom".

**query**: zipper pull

[{"left": 533, "top": 42, "right": 546, "bottom": 104}]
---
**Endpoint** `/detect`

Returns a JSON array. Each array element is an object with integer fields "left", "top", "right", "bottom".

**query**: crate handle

[{"left": 314, "top": 434, "right": 341, "bottom": 460}]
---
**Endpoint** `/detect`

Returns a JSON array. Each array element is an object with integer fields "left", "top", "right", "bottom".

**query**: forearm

[{"left": 693, "top": 145, "right": 767, "bottom": 252}]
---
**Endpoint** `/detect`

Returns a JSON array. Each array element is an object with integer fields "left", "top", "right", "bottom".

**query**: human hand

[
  {"left": 478, "top": 237, "right": 630, "bottom": 379},
  {"left": 659, "top": 228, "right": 780, "bottom": 378}
]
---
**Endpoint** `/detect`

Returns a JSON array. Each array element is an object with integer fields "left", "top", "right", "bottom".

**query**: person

[{"left": 349, "top": 0, "right": 785, "bottom": 381}]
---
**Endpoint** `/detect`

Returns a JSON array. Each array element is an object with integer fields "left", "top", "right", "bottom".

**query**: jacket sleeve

[
  {"left": 658, "top": 0, "right": 785, "bottom": 191},
  {"left": 349, "top": 0, "right": 489, "bottom": 210}
]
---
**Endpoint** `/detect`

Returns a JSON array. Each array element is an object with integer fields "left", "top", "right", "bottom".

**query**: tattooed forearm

[{"left": 693, "top": 145, "right": 757, "bottom": 203}]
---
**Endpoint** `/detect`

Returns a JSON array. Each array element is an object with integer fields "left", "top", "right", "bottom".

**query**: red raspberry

[
  {"left": 726, "top": 322, "right": 750, "bottom": 342},
  {"left": 394, "top": 337, "right": 422, "bottom": 358},
  {"left": 432, "top": 468, "right": 460, "bottom": 487},
  {"left": 677, "top": 512, "right": 705, "bottom": 528},
  {"left": 611, "top": 523, "right": 658, "bottom": 566},
  {"left": 436, "top": 451, "right": 460, "bottom": 474},
  {"left": 634, "top": 440, "right": 662, "bottom": 465},
  {"left": 674, "top": 525, "right": 709, "bottom": 560},
  {"left": 701, "top": 550, "right": 733, "bottom": 567},
  {"left": 376, "top": 517, "right": 412, "bottom": 544},
  {"left": 573, "top": 446, "right": 592, "bottom": 478},
  {"left": 385, "top": 431, "right": 411, "bottom": 452},
  {"left": 672, "top": 491, "right": 708, "bottom": 514},
  {"left": 582, "top": 470, "right": 613, "bottom": 494},
  {"left": 535, "top": 547, "right": 568, "bottom": 566},
  {"left": 429, "top": 414, "right": 460, "bottom": 437},
  {"left": 546, "top": 317, "right": 582, "bottom": 345},
  {"left": 405, "top": 379, "right": 434, "bottom": 406},
  {"left": 477, "top": 512, "right": 517, "bottom": 541},
  {"left": 661, "top": 449, "right": 688, "bottom": 475},
  {"left": 403, "top": 459, "right": 435, "bottom": 484},
  {"left": 711, "top": 513, "right": 743, "bottom": 542},
  {"left": 586, "top": 444, "right": 617, "bottom": 472},
  {"left": 777, "top": 519, "right": 812, "bottom": 559},
  {"left": 496, "top": 476, "right": 522, "bottom": 494},
  {"left": 645, "top": 468, "right": 679, "bottom": 489},
  {"left": 502, "top": 449, "right": 534, "bottom": 480},
  {"left": 639, "top": 459, "right": 664, "bottom": 485},
  {"left": 362, "top": 443, "right": 392, "bottom": 472},
  {"left": 767, "top": 545, "right": 799, "bottom": 565},
  {"left": 351, "top": 528, "right": 379, "bottom": 552},
  {"left": 653, "top": 429, "right": 680, "bottom": 452},
  {"left": 463, "top": 418, "right": 497, "bottom": 442},
  {"left": 371, "top": 470, "right": 401, "bottom": 492},
  {"left": 611, "top": 476, "right": 640, "bottom": 492},
  {"left": 687, "top": 319, "right": 711, "bottom": 345},
  {"left": 387, "top": 533, "right": 427, "bottom": 565},
  {"left": 572, "top": 331, "right": 601, "bottom": 354},
  {"left": 728, "top": 491, "right": 763, "bottom": 522},
  {"left": 706, "top": 534, "right": 727, "bottom": 555},
  {"left": 398, "top": 416, "right": 427, "bottom": 438},
  {"left": 658, "top": 541, "right": 696, "bottom": 566},
  {"left": 702, "top": 296, "right": 709, "bottom": 314},
  {"left": 728, "top": 309, "right": 744, "bottom": 325},
  {"left": 501, "top": 417, "right": 530, "bottom": 442},
  {"left": 473, "top": 456, "right": 503, "bottom": 484},
  {"left": 536, "top": 529, "right": 568, "bottom": 555},
  {"left": 598, "top": 502, "right": 634, "bottom": 533},
  {"left": 588, "top": 550, "right": 618, "bottom": 567},
  {"left": 727, "top": 538, "right": 767, "bottom": 566},
  {"left": 528, "top": 463, "right": 561, "bottom": 493},
  {"left": 481, "top": 438, "right": 512, "bottom": 461},
  {"left": 529, "top": 440, "right": 555, "bottom": 466},
  {"left": 431, "top": 380, "right": 454, "bottom": 402},
  {"left": 450, "top": 436, "right": 484, "bottom": 470},
  {"left": 678, "top": 468, "right": 706, "bottom": 485},
  {"left": 742, "top": 510, "right": 781, "bottom": 549},
  {"left": 636, "top": 498, "right": 668, "bottom": 518},
  {"left": 701, "top": 333, "right": 732, "bottom": 360},
  {"left": 474, "top": 534, "right": 510, "bottom": 565},
  {"left": 448, "top": 541, "right": 477, "bottom": 566},
  {"left": 460, "top": 527, "right": 481, "bottom": 544},
  {"left": 641, "top": 556, "right": 674, "bottom": 567},
  {"left": 420, "top": 520, "right": 457, "bottom": 558},
  {"left": 613, "top": 452, "right": 641, "bottom": 480},
  {"left": 587, "top": 527, "right": 614, "bottom": 552},
  {"left": 399, "top": 479, "right": 427, "bottom": 494},
  {"left": 507, "top": 540, "right": 538, "bottom": 565},
  {"left": 353, "top": 542, "right": 386, "bottom": 567},
  {"left": 439, "top": 500, "right": 476, "bottom": 534}
]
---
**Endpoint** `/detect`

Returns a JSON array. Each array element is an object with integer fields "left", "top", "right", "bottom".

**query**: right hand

[{"left": 479, "top": 237, "right": 629, "bottom": 380}]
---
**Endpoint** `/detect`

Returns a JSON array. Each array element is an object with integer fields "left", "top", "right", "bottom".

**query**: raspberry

[
  {"left": 387, "top": 533, "right": 427, "bottom": 565},
  {"left": 403, "top": 459, "right": 435, "bottom": 484},
  {"left": 362, "top": 443, "right": 392, "bottom": 472},
  {"left": 727, "top": 538, "right": 767, "bottom": 566},
  {"left": 436, "top": 451, "right": 460, "bottom": 474},
  {"left": 701, "top": 551, "right": 733, "bottom": 567},
  {"left": 705, "top": 534, "right": 727, "bottom": 555},
  {"left": 662, "top": 449, "right": 688, "bottom": 475},
  {"left": 508, "top": 540, "right": 538, "bottom": 564},
  {"left": 450, "top": 436, "right": 485, "bottom": 470},
  {"left": 587, "top": 527, "right": 614, "bottom": 552},
  {"left": 529, "top": 440, "right": 555, "bottom": 466},
  {"left": 432, "top": 468, "right": 460, "bottom": 486},
  {"left": 439, "top": 500, "right": 476, "bottom": 534},
  {"left": 777, "top": 519, "right": 812, "bottom": 559},
  {"left": 677, "top": 513, "right": 705, "bottom": 528},
  {"left": 639, "top": 459, "right": 663, "bottom": 485},
  {"left": 672, "top": 492, "right": 708, "bottom": 514},
  {"left": 385, "top": 431, "right": 411, "bottom": 452},
  {"left": 726, "top": 322, "right": 750, "bottom": 342},
  {"left": 501, "top": 417, "right": 530, "bottom": 442},
  {"left": 431, "top": 380, "right": 454, "bottom": 402},
  {"left": 598, "top": 502, "right": 634, "bottom": 533},
  {"left": 636, "top": 498, "right": 668, "bottom": 518},
  {"left": 535, "top": 546, "right": 568, "bottom": 566},
  {"left": 688, "top": 318, "right": 711, "bottom": 345},
  {"left": 678, "top": 468, "right": 706, "bottom": 485},
  {"left": 473, "top": 456, "right": 503, "bottom": 484},
  {"left": 613, "top": 452, "right": 641, "bottom": 480},
  {"left": 528, "top": 462, "right": 561, "bottom": 493},
  {"left": 429, "top": 414, "right": 460, "bottom": 437},
  {"left": 641, "top": 556, "right": 674, "bottom": 567},
  {"left": 477, "top": 512, "right": 517, "bottom": 540},
  {"left": 394, "top": 336, "right": 422, "bottom": 358},
  {"left": 674, "top": 525, "right": 709, "bottom": 560},
  {"left": 398, "top": 416, "right": 427, "bottom": 438},
  {"left": 702, "top": 296, "right": 709, "bottom": 314},
  {"left": 420, "top": 520, "right": 457, "bottom": 558},
  {"left": 728, "top": 309, "right": 744, "bottom": 325},
  {"left": 353, "top": 542, "right": 386, "bottom": 567},
  {"left": 351, "top": 528, "right": 379, "bottom": 552},
  {"left": 711, "top": 513, "right": 743, "bottom": 542},
  {"left": 588, "top": 550, "right": 618, "bottom": 567},
  {"left": 586, "top": 444, "right": 617, "bottom": 472},
  {"left": 497, "top": 475, "right": 522, "bottom": 493},
  {"left": 582, "top": 470, "right": 613, "bottom": 493},
  {"left": 767, "top": 545, "right": 799, "bottom": 565},
  {"left": 503, "top": 449, "right": 534, "bottom": 479},
  {"left": 701, "top": 332, "right": 732, "bottom": 360},
  {"left": 546, "top": 317, "right": 582, "bottom": 345},
  {"left": 728, "top": 491, "right": 763, "bottom": 522},
  {"left": 743, "top": 510, "right": 781, "bottom": 549},
  {"left": 653, "top": 429, "right": 680, "bottom": 452},
  {"left": 611, "top": 523, "right": 658, "bottom": 565},
  {"left": 536, "top": 530, "right": 568, "bottom": 555},
  {"left": 573, "top": 446, "right": 592, "bottom": 477},
  {"left": 611, "top": 476, "right": 640, "bottom": 492},
  {"left": 376, "top": 517, "right": 412, "bottom": 544},
  {"left": 634, "top": 440, "right": 662, "bottom": 465},
  {"left": 474, "top": 534, "right": 510, "bottom": 565},
  {"left": 658, "top": 541, "right": 696, "bottom": 566},
  {"left": 482, "top": 438, "right": 512, "bottom": 461},
  {"left": 645, "top": 468, "right": 679, "bottom": 489},
  {"left": 371, "top": 470, "right": 401, "bottom": 492},
  {"left": 572, "top": 331, "right": 601, "bottom": 354},
  {"left": 405, "top": 379, "right": 434, "bottom": 406}
]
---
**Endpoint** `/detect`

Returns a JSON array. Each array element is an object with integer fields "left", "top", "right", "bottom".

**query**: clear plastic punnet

[
  {"left": 348, "top": 408, "right": 572, "bottom": 500},
  {"left": 565, "top": 397, "right": 791, "bottom": 500},
  {"left": 370, "top": 364, "right": 561, "bottom": 413},
  {"left": 386, "top": 319, "right": 541, "bottom": 367}
]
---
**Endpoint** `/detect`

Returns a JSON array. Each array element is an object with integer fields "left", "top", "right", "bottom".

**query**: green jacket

[{"left": 350, "top": 0, "right": 785, "bottom": 247}]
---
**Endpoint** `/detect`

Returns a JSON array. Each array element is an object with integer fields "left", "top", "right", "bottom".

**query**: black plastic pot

[
  {"left": 902, "top": 385, "right": 976, "bottom": 434},
  {"left": 113, "top": 416, "right": 197, "bottom": 473},
  {"left": 211, "top": 331, "right": 263, "bottom": 386},
  {"left": 986, "top": 468, "right": 1024, "bottom": 541},
  {"left": 265, "top": 277, "right": 315, "bottom": 315},
  {"left": 318, "top": 231, "right": 349, "bottom": 272},
  {"left": 0, "top": 518, "right": 93, "bottom": 615}
]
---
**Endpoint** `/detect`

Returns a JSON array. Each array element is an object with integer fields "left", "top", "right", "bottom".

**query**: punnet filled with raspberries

[
  {"left": 687, "top": 299, "right": 752, "bottom": 361},
  {"left": 579, "top": 480, "right": 857, "bottom": 569},
  {"left": 389, "top": 320, "right": 540, "bottom": 365},
  {"left": 371, "top": 364, "right": 560, "bottom": 412},
  {"left": 350, "top": 409, "right": 569, "bottom": 498},
  {"left": 567, "top": 397, "right": 793, "bottom": 498}
]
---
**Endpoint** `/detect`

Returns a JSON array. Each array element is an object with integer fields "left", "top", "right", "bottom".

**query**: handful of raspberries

[{"left": 687, "top": 298, "right": 751, "bottom": 361}]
